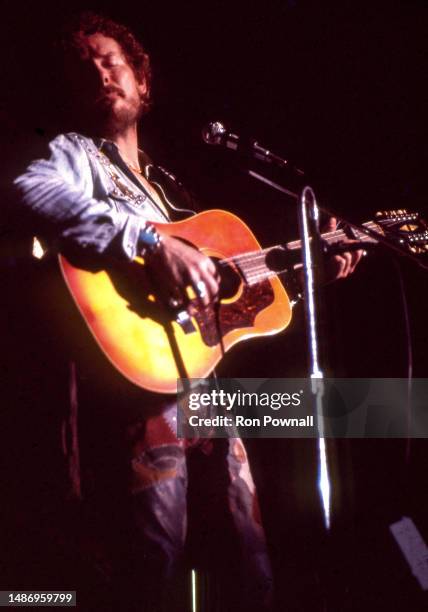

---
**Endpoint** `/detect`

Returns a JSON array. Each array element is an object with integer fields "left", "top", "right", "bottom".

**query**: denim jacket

[{"left": 13, "top": 132, "right": 195, "bottom": 261}]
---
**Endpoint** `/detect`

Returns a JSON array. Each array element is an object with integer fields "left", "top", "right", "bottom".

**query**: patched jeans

[{"left": 118, "top": 406, "right": 274, "bottom": 612}]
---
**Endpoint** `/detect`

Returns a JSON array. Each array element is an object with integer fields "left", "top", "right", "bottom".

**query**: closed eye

[{"left": 102, "top": 53, "right": 124, "bottom": 68}]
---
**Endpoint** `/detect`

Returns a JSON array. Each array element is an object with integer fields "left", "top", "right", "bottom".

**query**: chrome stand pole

[{"left": 298, "top": 186, "right": 331, "bottom": 530}]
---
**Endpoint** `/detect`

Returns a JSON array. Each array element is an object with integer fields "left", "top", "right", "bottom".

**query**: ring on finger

[
  {"left": 168, "top": 296, "right": 182, "bottom": 309},
  {"left": 196, "top": 280, "right": 207, "bottom": 299}
]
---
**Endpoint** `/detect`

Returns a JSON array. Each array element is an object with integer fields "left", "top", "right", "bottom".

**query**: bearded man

[
  {"left": 9, "top": 11, "right": 279, "bottom": 612},
  {"left": 8, "top": 10, "right": 362, "bottom": 612}
]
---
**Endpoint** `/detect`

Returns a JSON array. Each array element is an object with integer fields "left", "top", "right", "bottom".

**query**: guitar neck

[
  {"left": 220, "top": 219, "right": 383, "bottom": 287},
  {"left": 285, "top": 219, "right": 383, "bottom": 251}
]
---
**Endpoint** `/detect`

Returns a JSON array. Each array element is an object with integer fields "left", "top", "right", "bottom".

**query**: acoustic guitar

[{"left": 59, "top": 208, "right": 428, "bottom": 393}]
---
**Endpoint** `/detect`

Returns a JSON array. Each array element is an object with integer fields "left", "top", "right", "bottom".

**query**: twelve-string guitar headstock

[{"left": 375, "top": 209, "right": 428, "bottom": 255}]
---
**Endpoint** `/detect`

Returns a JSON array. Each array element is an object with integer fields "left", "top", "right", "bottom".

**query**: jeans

[{"left": 91, "top": 407, "right": 274, "bottom": 612}]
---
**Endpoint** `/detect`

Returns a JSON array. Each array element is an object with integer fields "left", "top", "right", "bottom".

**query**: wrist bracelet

[{"left": 138, "top": 223, "right": 162, "bottom": 257}]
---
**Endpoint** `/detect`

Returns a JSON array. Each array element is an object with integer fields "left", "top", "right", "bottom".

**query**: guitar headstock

[{"left": 375, "top": 209, "right": 428, "bottom": 255}]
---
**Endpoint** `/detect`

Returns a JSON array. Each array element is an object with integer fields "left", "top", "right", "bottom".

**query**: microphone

[
  {"left": 201, "top": 121, "right": 240, "bottom": 149},
  {"left": 202, "top": 120, "right": 304, "bottom": 176}
]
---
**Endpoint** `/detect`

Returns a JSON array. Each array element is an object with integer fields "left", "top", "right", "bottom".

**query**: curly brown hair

[{"left": 61, "top": 11, "right": 152, "bottom": 114}]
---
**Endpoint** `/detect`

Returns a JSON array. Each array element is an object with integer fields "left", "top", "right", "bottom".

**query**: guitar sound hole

[
  {"left": 171, "top": 239, "right": 242, "bottom": 301},
  {"left": 211, "top": 258, "right": 242, "bottom": 300},
  {"left": 265, "top": 247, "right": 290, "bottom": 272}
]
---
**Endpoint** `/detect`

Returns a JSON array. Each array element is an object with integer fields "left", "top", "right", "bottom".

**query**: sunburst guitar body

[{"left": 59, "top": 210, "right": 292, "bottom": 394}]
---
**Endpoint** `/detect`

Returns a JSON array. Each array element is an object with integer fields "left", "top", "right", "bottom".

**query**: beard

[
  {"left": 93, "top": 92, "right": 143, "bottom": 137},
  {"left": 73, "top": 89, "right": 143, "bottom": 138}
]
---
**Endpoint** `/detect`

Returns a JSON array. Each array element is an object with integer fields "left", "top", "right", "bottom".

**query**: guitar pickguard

[{"left": 194, "top": 279, "right": 274, "bottom": 347}]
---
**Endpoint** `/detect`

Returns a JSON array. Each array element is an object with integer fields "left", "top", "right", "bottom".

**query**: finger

[
  {"left": 204, "top": 256, "right": 218, "bottom": 277},
  {"left": 200, "top": 258, "right": 221, "bottom": 289},
  {"left": 196, "top": 258, "right": 220, "bottom": 301},
  {"left": 324, "top": 216, "right": 337, "bottom": 233},
  {"left": 333, "top": 252, "right": 354, "bottom": 278},
  {"left": 332, "top": 254, "right": 347, "bottom": 279},
  {"left": 162, "top": 265, "right": 193, "bottom": 311},
  {"left": 188, "top": 271, "right": 211, "bottom": 307},
  {"left": 150, "top": 261, "right": 185, "bottom": 309},
  {"left": 341, "top": 252, "right": 353, "bottom": 277},
  {"left": 349, "top": 249, "right": 364, "bottom": 273},
  {"left": 165, "top": 284, "right": 186, "bottom": 310},
  {"left": 198, "top": 272, "right": 220, "bottom": 306},
  {"left": 195, "top": 279, "right": 209, "bottom": 305},
  {"left": 203, "top": 271, "right": 220, "bottom": 303}
]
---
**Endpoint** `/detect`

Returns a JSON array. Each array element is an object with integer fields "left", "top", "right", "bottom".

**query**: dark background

[{"left": 1, "top": 0, "right": 428, "bottom": 610}]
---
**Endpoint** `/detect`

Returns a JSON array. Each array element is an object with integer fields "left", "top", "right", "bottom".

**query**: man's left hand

[{"left": 323, "top": 217, "right": 365, "bottom": 281}]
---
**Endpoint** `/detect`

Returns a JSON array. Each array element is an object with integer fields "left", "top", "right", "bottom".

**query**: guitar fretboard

[{"left": 219, "top": 220, "right": 383, "bottom": 286}]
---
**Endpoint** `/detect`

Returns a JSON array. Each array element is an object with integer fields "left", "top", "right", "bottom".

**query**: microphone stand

[
  {"left": 205, "top": 126, "right": 428, "bottom": 534},
  {"left": 248, "top": 169, "right": 332, "bottom": 529},
  {"left": 298, "top": 186, "right": 331, "bottom": 531},
  {"left": 204, "top": 124, "right": 428, "bottom": 607}
]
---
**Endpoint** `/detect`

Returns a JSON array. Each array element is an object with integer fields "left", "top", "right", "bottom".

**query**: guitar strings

[{"left": 218, "top": 221, "right": 384, "bottom": 284}]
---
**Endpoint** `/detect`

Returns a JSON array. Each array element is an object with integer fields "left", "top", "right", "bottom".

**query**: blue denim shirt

[{"left": 13, "top": 132, "right": 191, "bottom": 260}]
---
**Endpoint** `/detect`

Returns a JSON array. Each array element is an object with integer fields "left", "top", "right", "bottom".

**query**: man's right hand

[{"left": 147, "top": 232, "right": 220, "bottom": 310}]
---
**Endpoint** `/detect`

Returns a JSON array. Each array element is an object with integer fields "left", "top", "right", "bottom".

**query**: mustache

[{"left": 95, "top": 86, "right": 125, "bottom": 102}]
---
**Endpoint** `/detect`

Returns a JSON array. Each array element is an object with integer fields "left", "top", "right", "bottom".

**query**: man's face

[{"left": 68, "top": 32, "right": 147, "bottom": 135}]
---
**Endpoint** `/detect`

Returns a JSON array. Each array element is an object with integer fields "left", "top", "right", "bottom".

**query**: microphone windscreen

[{"left": 201, "top": 121, "right": 226, "bottom": 145}]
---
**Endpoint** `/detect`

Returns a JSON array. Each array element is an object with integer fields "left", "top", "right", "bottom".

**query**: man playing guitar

[{"left": 11, "top": 11, "right": 362, "bottom": 612}]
